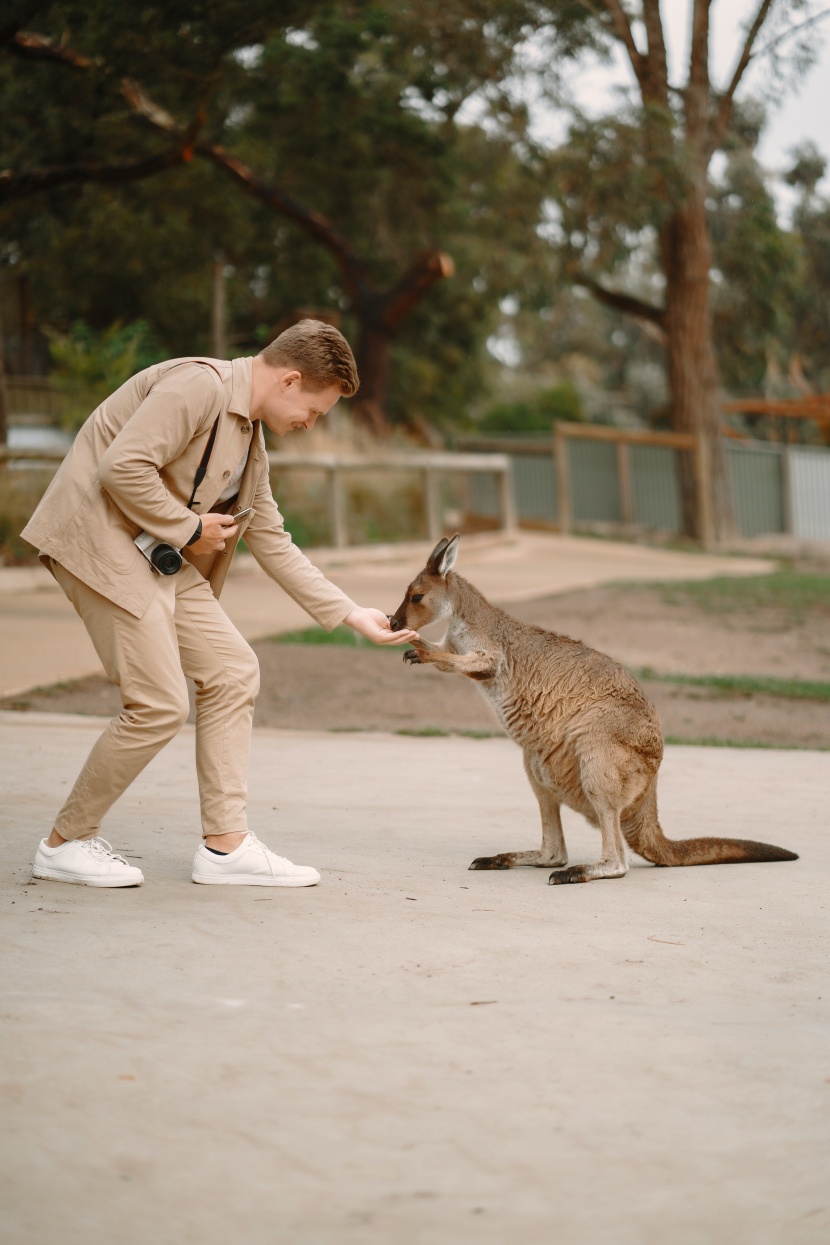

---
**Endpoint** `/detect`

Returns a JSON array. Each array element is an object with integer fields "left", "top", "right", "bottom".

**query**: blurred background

[{"left": 3, "top": 0, "right": 830, "bottom": 557}]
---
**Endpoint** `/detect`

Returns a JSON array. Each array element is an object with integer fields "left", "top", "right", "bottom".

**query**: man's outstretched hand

[{"left": 344, "top": 606, "right": 419, "bottom": 646}]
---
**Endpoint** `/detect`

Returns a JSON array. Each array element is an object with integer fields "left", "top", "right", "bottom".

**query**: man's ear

[{"left": 281, "top": 369, "right": 303, "bottom": 389}]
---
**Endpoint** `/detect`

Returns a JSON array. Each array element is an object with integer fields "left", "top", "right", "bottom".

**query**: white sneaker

[
  {"left": 32, "top": 837, "right": 144, "bottom": 887},
  {"left": 192, "top": 832, "right": 320, "bottom": 887}
]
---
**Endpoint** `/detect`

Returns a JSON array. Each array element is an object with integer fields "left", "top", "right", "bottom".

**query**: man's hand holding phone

[{"left": 189, "top": 512, "right": 240, "bottom": 556}]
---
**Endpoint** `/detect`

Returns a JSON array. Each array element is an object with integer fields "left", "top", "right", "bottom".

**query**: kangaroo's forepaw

[
  {"left": 403, "top": 648, "right": 421, "bottom": 665},
  {"left": 548, "top": 866, "right": 590, "bottom": 885},
  {"left": 469, "top": 854, "right": 513, "bottom": 870}
]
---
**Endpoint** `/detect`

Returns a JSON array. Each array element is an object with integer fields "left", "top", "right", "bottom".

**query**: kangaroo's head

[{"left": 389, "top": 534, "right": 460, "bottom": 632}]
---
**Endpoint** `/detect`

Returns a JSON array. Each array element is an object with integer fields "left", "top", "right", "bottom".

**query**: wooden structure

[
  {"left": 551, "top": 422, "right": 714, "bottom": 546},
  {"left": 0, "top": 445, "right": 516, "bottom": 549},
  {"left": 267, "top": 452, "right": 516, "bottom": 548}
]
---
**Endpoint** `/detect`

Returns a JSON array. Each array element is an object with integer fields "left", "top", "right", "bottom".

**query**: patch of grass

[
  {"left": 269, "top": 626, "right": 373, "bottom": 648},
  {"left": 634, "top": 668, "right": 830, "bottom": 702},
  {"left": 654, "top": 570, "right": 830, "bottom": 621},
  {"left": 665, "top": 735, "right": 828, "bottom": 751}
]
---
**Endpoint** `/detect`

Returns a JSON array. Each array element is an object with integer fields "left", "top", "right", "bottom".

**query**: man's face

[{"left": 259, "top": 369, "right": 343, "bottom": 437}]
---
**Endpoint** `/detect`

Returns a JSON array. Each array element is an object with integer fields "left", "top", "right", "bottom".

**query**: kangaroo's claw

[
  {"left": 469, "top": 855, "right": 512, "bottom": 870},
  {"left": 548, "top": 867, "right": 589, "bottom": 885},
  {"left": 403, "top": 648, "right": 421, "bottom": 665}
]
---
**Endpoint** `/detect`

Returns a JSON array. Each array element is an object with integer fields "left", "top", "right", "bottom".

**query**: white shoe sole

[
  {"left": 32, "top": 866, "right": 143, "bottom": 888},
  {"left": 191, "top": 872, "right": 320, "bottom": 887}
]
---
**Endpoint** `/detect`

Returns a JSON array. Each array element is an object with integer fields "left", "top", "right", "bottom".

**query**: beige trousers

[{"left": 50, "top": 559, "right": 260, "bottom": 840}]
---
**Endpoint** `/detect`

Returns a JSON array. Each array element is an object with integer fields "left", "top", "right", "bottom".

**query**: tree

[
  {"left": 540, "top": 0, "right": 827, "bottom": 541},
  {"left": 0, "top": 2, "right": 581, "bottom": 436}
]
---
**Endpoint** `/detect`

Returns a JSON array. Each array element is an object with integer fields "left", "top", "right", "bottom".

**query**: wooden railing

[
  {"left": 0, "top": 445, "right": 517, "bottom": 549},
  {"left": 267, "top": 451, "right": 516, "bottom": 548}
]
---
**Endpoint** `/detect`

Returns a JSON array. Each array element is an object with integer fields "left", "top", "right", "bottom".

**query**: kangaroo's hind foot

[
  {"left": 470, "top": 849, "right": 568, "bottom": 870},
  {"left": 548, "top": 859, "right": 629, "bottom": 885}
]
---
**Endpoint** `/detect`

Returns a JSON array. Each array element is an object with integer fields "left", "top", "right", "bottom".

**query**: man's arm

[
  {"left": 243, "top": 460, "right": 417, "bottom": 643},
  {"left": 98, "top": 364, "right": 220, "bottom": 550}
]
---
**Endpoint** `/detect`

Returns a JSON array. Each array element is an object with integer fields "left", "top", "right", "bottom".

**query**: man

[{"left": 22, "top": 319, "right": 418, "bottom": 889}]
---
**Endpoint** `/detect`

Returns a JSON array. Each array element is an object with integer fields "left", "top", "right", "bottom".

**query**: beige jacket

[{"left": 22, "top": 356, "right": 356, "bottom": 628}]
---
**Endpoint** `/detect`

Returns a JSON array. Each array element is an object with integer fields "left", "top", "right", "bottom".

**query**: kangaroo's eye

[{"left": 411, "top": 594, "right": 424, "bottom": 604}]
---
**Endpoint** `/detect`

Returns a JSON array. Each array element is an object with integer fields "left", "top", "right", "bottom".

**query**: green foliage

[
  {"left": 46, "top": 320, "right": 164, "bottom": 430},
  {"left": 478, "top": 382, "right": 583, "bottom": 433},
  {"left": 0, "top": 469, "right": 55, "bottom": 565},
  {"left": 709, "top": 144, "right": 800, "bottom": 392}
]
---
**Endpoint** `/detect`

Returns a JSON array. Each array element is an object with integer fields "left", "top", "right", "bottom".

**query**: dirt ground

[{"left": 5, "top": 577, "right": 828, "bottom": 749}]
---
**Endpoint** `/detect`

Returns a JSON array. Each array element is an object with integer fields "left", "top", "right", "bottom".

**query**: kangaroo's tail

[{"left": 622, "top": 786, "right": 798, "bottom": 867}]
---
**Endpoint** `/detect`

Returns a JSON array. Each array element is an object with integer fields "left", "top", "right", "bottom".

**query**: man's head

[{"left": 251, "top": 319, "right": 359, "bottom": 436}]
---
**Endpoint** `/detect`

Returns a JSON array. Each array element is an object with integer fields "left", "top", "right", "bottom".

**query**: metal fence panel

[
  {"left": 789, "top": 446, "right": 830, "bottom": 540},
  {"left": 510, "top": 453, "right": 557, "bottom": 524},
  {"left": 570, "top": 440, "right": 620, "bottom": 522},
  {"left": 727, "top": 443, "right": 785, "bottom": 537},
  {"left": 466, "top": 471, "right": 501, "bottom": 518},
  {"left": 630, "top": 444, "right": 682, "bottom": 531}
]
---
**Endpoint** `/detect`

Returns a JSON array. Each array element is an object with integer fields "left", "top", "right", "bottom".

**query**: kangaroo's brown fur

[{"left": 390, "top": 535, "right": 798, "bottom": 884}]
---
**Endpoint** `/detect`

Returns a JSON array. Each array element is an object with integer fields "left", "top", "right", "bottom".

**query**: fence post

[
  {"left": 424, "top": 467, "right": 442, "bottom": 543},
  {"left": 329, "top": 464, "right": 348, "bottom": 548},
  {"left": 554, "top": 424, "right": 571, "bottom": 533},
  {"left": 496, "top": 458, "right": 517, "bottom": 532},
  {"left": 616, "top": 441, "right": 633, "bottom": 525}
]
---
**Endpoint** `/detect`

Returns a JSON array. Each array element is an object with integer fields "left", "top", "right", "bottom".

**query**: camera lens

[{"left": 151, "top": 544, "right": 183, "bottom": 576}]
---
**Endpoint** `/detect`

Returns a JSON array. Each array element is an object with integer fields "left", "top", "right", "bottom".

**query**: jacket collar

[{"left": 229, "top": 356, "right": 254, "bottom": 420}]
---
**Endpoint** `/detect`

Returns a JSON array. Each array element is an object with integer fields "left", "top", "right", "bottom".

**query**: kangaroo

[{"left": 390, "top": 534, "right": 798, "bottom": 884}]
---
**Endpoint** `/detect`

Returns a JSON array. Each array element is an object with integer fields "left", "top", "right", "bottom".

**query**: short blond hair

[{"left": 258, "top": 319, "right": 359, "bottom": 396}]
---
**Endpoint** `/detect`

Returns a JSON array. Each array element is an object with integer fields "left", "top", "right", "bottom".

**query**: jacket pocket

[{"left": 75, "top": 484, "right": 146, "bottom": 576}]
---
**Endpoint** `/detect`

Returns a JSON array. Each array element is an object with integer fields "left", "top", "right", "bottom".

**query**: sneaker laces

[
  {"left": 79, "top": 836, "right": 130, "bottom": 866},
  {"left": 247, "top": 831, "right": 291, "bottom": 873}
]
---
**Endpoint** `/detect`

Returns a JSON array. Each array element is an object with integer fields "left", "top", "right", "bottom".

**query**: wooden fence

[{"left": 0, "top": 443, "right": 517, "bottom": 549}]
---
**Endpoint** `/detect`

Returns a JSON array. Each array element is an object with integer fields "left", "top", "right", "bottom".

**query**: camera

[{"left": 134, "top": 531, "right": 183, "bottom": 576}]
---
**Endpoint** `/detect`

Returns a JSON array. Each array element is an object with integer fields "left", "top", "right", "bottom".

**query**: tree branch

[
  {"left": 0, "top": 147, "right": 188, "bottom": 203},
  {"left": 710, "top": 0, "right": 775, "bottom": 152},
  {"left": 380, "top": 251, "right": 455, "bottom": 330},
  {"left": 597, "top": 0, "right": 647, "bottom": 91},
  {"left": 685, "top": 0, "right": 712, "bottom": 147},
  {"left": 751, "top": 4, "right": 830, "bottom": 61},
  {"left": 641, "top": 0, "right": 669, "bottom": 104},
  {"left": 577, "top": 273, "right": 666, "bottom": 331},
  {"left": 9, "top": 29, "right": 93, "bottom": 69},
  {"left": 0, "top": 3, "right": 48, "bottom": 46}
]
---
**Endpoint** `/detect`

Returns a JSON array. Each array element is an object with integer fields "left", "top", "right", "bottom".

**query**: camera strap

[{"left": 186, "top": 416, "right": 220, "bottom": 510}]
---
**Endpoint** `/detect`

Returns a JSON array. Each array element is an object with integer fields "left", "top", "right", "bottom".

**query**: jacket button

[
  {"left": 242, "top": 423, "right": 251, "bottom": 434},
  {"left": 223, "top": 469, "right": 231, "bottom": 478}
]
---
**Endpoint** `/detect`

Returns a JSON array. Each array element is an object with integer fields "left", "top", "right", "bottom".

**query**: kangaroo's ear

[
  {"left": 426, "top": 536, "right": 450, "bottom": 575},
  {"left": 434, "top": 532, "right": 460, "bottom": 577}
]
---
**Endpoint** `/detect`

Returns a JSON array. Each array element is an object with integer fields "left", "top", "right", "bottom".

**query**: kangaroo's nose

[{"left": 388, "top": 614, "right": 404, "bottom": 632}]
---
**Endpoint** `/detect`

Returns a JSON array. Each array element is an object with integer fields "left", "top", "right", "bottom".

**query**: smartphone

[{"left": 232, "top": 506, "right": 253, "bottom": 523}]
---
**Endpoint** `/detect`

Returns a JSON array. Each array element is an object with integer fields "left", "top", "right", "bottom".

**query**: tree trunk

[
  {"left": 211, "top": 252, "right": 227, "bottom": 359},
  {"left": 352, "top": 316, "right": 393, "bottom": 439},
  {"left": 660, "top": 184, "right": 734, "bottom": 544}
]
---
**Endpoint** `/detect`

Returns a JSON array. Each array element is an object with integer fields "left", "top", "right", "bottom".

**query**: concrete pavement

[
  {"left": 4, "top": 532, "right": 825, "bottom": 1243},
  {"left": 0, "top": 531, "right": 773, "bottom": 697},
  {"left": 1, "top": 714, "right": 827, "bottom": 1244}
]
